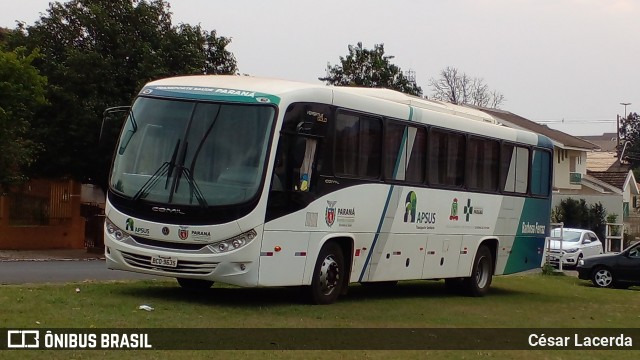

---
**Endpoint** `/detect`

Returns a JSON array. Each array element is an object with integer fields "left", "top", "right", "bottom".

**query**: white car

[{"left": 546, "top": 228, "right": 604, "bottom": 267}]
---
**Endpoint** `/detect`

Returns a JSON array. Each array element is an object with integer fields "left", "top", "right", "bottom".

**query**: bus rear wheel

[
  {"left": 177, "top": 278, "right": 214, "bottom": 290},
  {"left": 463, "top": 245, "right": 493, "bottom": 297},
  {"left": 307, "top": 242, "right": 345, "bottom": 305}
]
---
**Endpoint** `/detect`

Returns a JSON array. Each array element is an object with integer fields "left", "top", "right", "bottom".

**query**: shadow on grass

[
  {"left": 115, "top": 279, "right": 525, "bottom": 307},
  {"left": 574, "top": 281, "right": 640, "bottom": 291}
]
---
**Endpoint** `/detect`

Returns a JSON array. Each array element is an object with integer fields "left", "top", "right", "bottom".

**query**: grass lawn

[{"left": 1, "top": 273, "right": 638, "bottom": 359}]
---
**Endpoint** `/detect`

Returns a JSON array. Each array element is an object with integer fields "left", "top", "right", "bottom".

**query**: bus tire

[
  {"left": 307, "top": 242, "right": 345, "bottom": 305},
  {"left": 463, "top": 245, "right": 493, "bottom": 297},
  {"left": 177, "top": 278, "right": 214, "bottom": 290}
]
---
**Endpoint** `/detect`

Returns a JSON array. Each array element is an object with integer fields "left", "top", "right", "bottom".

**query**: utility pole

[
  {"left": 619, "top": 102, "right": 631, "bottom": 149},
  {"left": 617, "top": 114, "right": 620, "bottom": 149},
  {"left": 621, "top": 102, "right": 631, "bottom": 119}
]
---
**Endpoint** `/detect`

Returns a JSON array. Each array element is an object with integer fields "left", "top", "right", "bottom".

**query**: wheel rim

[
  {"left": 318, "top": 254, "right": 340, "bottom": 295},
  {"left": 594, "top": 269, "right": 612, "bottom": 287},
  {"left": 475, "top": 255, "right": 490, "bottom": 289}
]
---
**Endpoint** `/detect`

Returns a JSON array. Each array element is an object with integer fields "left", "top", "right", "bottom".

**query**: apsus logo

[
  {"left": 404, "top": 191, "right": 436, "bottom": 225},
  {"left": 135, "top": 227, "right": 150, "bottom": 236},
  {"left": 125, "top": 218, "right": 149, "bottom": 236},
  {"left": 404, "top": 192, "right": 417, "bottom": 222},
  {"left": 126, "top": 218, "right": 134, "bottom": 231}
]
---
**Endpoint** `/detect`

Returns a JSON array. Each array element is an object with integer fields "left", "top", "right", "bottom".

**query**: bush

[
  {"left": 552, "top": 198, "right": 607, "bottom": 240},
  {"left": 541, "top": 263, "right": 557, "bottom": 276}
]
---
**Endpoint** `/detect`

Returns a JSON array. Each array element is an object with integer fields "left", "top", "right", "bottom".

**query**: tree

[
  {"left": 429, "top": 67, "right": 504, "bottom": 108},
  {"left": 319, "top": 42, "right": 422, "bottom": 96},
  {"left": 8, "top": 0, "right": 237, "bottom": 189},
  {"left": 618, "top": 112, "right": 640, "bottom": 167},
  {"left": 552, "top": 198, "right": 607, "bottom": 241},
  {"left": 0, "top": 47, "right": 47, "bottom": 192}
]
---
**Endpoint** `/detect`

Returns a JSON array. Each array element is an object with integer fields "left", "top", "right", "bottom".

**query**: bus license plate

[{"left": 151, "top": 256, "right": 177, "bottom": 268}]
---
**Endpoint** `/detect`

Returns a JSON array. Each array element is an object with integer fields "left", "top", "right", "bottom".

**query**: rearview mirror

[{"left": 100, "top": 106, "right": 132, "bottom": 144}]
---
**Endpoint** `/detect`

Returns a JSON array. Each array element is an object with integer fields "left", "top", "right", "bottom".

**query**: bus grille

[
  {"left": 131, "top": 236, "right": 210, "bottom": 251},
  {"left": 121, "top": 251, "right": 219, "bottom": 275}
]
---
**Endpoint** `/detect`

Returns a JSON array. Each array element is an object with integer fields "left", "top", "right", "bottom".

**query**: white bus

[{"left": 104, "top": 75, "right": 553, "bottom": 304}]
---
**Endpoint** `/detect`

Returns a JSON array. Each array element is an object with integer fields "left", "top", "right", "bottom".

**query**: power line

[{"left": 535, "top": 119, "right": 616, "bottom": 124}]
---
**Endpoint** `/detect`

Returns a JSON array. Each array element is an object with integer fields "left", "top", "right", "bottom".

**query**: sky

[{"left": 2, "top": 0, "right": 638, "bottom": 136}]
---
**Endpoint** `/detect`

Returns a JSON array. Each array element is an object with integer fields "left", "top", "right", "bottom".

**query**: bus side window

[
  {"left": 272, "top": 102, "right": 329, "bottom": 194},
  {"left": 270, "top": 134, "right": 319, "bottom": 193},
  {"left": 270, "top": 141, "right": 286, "bottom": 192},
  {"left": 297, "top": 138, "right": 317, "bottom": 192}
]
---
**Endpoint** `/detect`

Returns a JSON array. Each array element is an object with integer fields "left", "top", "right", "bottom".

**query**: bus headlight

[
  {"left": 208, "top": 229, "right": 257, "bottom": 254},
  {"left": 105, "top": 217, "right": 129, "bottom": 242}
]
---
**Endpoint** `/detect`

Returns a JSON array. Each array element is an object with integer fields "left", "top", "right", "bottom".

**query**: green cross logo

[{"left": 464, "top": 199, "right": 473, "bottom": 222}]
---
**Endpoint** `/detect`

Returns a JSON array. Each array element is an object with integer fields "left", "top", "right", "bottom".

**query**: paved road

[{"left": 0, "top": 260, "right": 157, "bottom": 284}]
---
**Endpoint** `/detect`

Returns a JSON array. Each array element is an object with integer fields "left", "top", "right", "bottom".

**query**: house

[
  {"left": 581, "top": 132, "right": 629, "bottom": 173},
  {"left": 586, "top": 170, "right": 639, "bottom": 219},
  {"left": 580, "top": 132, "right": 619, "bottom": 152},
  {"left": 0, "top": 179, "right": 86, "bottom": 250},
  {"left": 476, "top": 107, "right": 628, "bottom": 223},
  {"left": 579, "top": 133, "right": 640, "bottom": 239},
  {"left": 0, "top": 179, "right": 106, "bottom": 250}
]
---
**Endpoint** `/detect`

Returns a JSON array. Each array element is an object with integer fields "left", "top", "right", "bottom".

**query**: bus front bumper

[{"left": 104, "top": 236, "right": 260, "bottom": 287}]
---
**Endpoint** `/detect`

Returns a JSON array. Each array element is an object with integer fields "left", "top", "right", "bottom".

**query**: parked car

[
  {"left": 545, "top": 228, "right": 603, "bottom": 267},
  {"left": 577, "top": 242, "right": 640, "bottom": 288}
]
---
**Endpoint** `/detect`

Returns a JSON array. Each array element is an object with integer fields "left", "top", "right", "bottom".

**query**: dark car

[{"left": 577, "top": 242, "right": 640, "bottom": 288}]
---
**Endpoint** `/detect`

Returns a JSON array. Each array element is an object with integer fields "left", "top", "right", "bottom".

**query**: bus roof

[
  {"left": 146, "top": 75, "right": 552, "bottom": 149},
  {"left": 148, "top": 76, "right": 489, "bottom": 120}
]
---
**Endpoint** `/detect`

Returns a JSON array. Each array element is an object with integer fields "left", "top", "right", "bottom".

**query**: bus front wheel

[
  {"left": 307, "top": 242, "right": 345, "bottom": 305},
  {"left": 463, "top": 245, "right": 493, "bottom": 297}
]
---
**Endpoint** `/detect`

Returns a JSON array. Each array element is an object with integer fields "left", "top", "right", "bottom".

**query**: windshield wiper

[
  {"left": 132, "top": 139, "right": 180, "bottom": 202},
  {"left": 164, "top": 140, "right": 181, "bottom": 190},
  {"left": 172, "top": 142, "right": 207, "bottom": 207},
  {"left": 131, "top": 161, "right": 171, "bottom": 201},
  {"left": 189, "top": 105, "right": 222, "bottom": 175},
  {"left": 176, "top": 166, "right": 208, "bottom": 207}
]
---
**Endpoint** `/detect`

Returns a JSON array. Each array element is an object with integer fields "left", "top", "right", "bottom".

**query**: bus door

[{"left": 261, "top": 103, "right": 329, "bottom": 286}]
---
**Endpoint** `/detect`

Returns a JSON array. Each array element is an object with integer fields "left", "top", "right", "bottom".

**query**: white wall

[{"left": 553, "top": 147, "right": 586, "bottom": 190}]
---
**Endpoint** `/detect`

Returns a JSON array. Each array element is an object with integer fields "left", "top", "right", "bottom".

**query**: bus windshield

[{"left": 109, "top": 97, "right": 275, "bottom": 207}]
